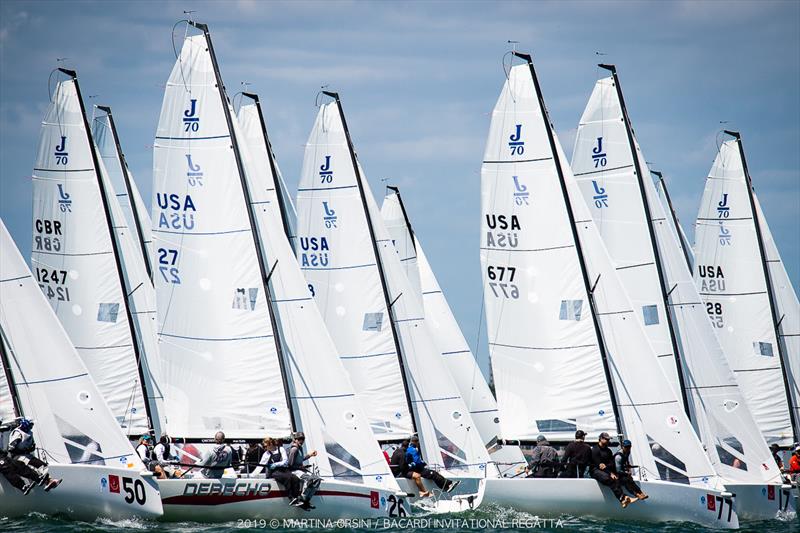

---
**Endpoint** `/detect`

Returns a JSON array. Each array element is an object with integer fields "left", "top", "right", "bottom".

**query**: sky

[{"left": 1, "top": 0, "right": 798, "bottom": 379}]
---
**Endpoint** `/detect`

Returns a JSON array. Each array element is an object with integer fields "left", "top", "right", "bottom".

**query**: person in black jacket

[
  {"left": 560, "top": 430, "right": 592, "bottom": 478},
  {"left": 589, "top": 432, "right": 634, "bottom": 508},
  {"left": 614, "top": 439, "right": 648, "bottom": 501},
  {"left": 390, "top": 439, "right": 430, "bottom": 497}
]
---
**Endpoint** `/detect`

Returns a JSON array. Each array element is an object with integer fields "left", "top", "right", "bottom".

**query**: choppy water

[{"left": 2, "top": 504, "right": 795, "bottom": 533}]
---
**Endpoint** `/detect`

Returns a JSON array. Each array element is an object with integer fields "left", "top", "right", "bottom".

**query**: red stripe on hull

[{"left": 163, "top": 489, "right": 371, "bottom": 506}]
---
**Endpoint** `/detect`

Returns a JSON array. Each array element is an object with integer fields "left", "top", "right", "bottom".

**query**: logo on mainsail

[
  {"left": 508, "top": 124, "right": 524, "bottom": 155},
  {"left": 183, "top": 99, "right": 199, "bottom": 132},
  {"left": 718, "top": 221, "right": 731, "bottom": 246},
  {"left": 57, "top": 184, "right": 72, "bottom": 212},
  {"left": 186, "top": 154, "right": 204, "bottom": 186},
  {"left": 54, "top": 136, "right": 68, "bottom": 165},
  {"left": 591, "top": 180, "right": 608, "bottom": 208},
  {"left": 512, "top": 175, "right": 529, "bottom": 205},
  {"left": 717, "top": 194, "right": 730, "bottom": 218},
  {"left": 323, "top": 201, "right": 337, "bottom": 228},
  {"left": 591, "top": 137, "right": 607, "bottom": 168},
  {"left": 319, "top": 155, "right": 333, "bottom": 183}
]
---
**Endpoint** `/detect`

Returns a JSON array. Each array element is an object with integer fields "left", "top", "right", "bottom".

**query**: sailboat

[
  {"left": 151, "top": 21, "right": 408, "bottom": 520},
  {"left": 477, "top": 51, "right": 739, "bottom": 527},
  {"left": 295, "top": 92, "right": 489, "bottom": 512},
  {"left": 694, "top": 132, "right": 800, "bottom": 452},
  {"left": 0, "top": 219, "right": 163, "bottom": 520},
  {"left": 30, "top": 68, "right": 164, "bottom": 440},
  {"left": 570, "top": 67, "right": 793, "bottom": 520},
  {"left": 380, "top": 188, "right": 528, "bottom": 477}
]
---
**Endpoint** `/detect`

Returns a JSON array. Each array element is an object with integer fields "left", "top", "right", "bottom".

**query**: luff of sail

[
  {"left": 30, "top": 71, "right": 158, "bottom": 436},
  {"left": 152, "top": 30, "right": 291, "bottom": 440},
  {"left": 572, "top": 74, "right": 782, "bottom": 485},
  {"left": 694, "top": 136, "right": 798, "bottom": 447}
]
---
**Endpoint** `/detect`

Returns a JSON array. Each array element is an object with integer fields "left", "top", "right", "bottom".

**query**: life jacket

[
  {"left": 8, "top": 428, "right": 35, "bottom": 455},
  {"left": 614, "top": 450, "right": 632, "bottom": 475}
]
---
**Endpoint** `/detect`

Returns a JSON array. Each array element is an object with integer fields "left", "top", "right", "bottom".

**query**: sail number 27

[{"left": 157, "top": 248, "right": 181, "bottom": 284}]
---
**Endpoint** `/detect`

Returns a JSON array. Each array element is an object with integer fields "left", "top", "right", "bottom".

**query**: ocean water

[{"left": 2, "top": 503, "right": 795, "bottom": 533}]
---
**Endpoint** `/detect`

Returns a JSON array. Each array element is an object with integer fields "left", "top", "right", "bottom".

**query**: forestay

[
  {"left": 152, "top": 33, "right": 291, "bottom": 440},
  {"left": 483, "top": 59, "right": 721, "bottom": 489},
  {"left": 573, "top": 77, "right": 781, "bottom": 484},
  {"left": 1, "top": 219, "right": 145, "bottom": 469},
  {"left": 30, "top": 75, "right": 156, "bottom": 436},
  {"left": 694, "top": 139, "right": 798, "bottom": 447},
  {"left": 297, "top": 100, "right": 490, "bottom": 475}
]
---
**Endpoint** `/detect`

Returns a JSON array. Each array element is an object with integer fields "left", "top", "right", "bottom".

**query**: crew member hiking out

[
  {"left": 391, "top": 438, "right": 431, "bottom": 497},
  {"left": 406, "top": 435, "right": 460, "bottom": 494},
  {"left": 286, "top": 432, "right": 321, "bottom": 511},
  {"left": 589, "top": 432, "right": 634, "bottom": 508},
  {"left": 0, "top": 418, "right": 58, "bottom": 494},
  {"left": 4, "top": 418, "right": 61, "bottom": 492},
  {"left": 560, "top": 430, "right": 592, "bottom": 478},
  {"left": 526, "top": 435, "right": 559, "bottom": 478},
  {"left": 260, "top": 436, "right": 303, "bottom": 507},
  {"left": 614, "top": 439, "right": 648, "bottom": 502}
]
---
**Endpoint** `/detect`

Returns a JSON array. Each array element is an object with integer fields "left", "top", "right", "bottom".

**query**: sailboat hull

[
  {"left": 157, "top": 476, "right": 410, "bottom": 521},
  {"left": 483, "top": 477, "right": 740, "bottom": 528},
  {"left": 0, "top": 463, "right": 163, "bottom": 520},
  {"left": 396, "top": 476, "right": 485, "bottom": 513},
  {"left": 725, "top": 482, "right": 796, "bottom": 521}
]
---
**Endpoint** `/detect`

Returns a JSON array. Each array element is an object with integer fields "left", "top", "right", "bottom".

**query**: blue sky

[{"left": 2, "top": 0, "right": 798, "bottom": 377}]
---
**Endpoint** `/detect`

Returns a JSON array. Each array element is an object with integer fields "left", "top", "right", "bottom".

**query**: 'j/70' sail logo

[
  {"left": 591, "top": 137, "right": 607, "bottom": 168},
  {"left": 508, "top": 124, "right": 524, "bottom": 155},
  {"left": 323, "top": 201, "right": 337, "bottom": 228},
  {"left": 717, "top": 194, "right": 729, "bottom": 218},
  {"left": 718, "top": 221, "right": 731, "bottom": 246},
  {"left": 512, "top": 176, "right": 529, "bottom": 205},
  {"left": 54, "top": 136, "right": 68, "bottom": 165},
  {"left": 57, "top": 184, "right": 72, "bottom": 212},
  {"left": 183, "top": 99, "right": 199, "bottom": 132},
  {"left": 592, "top": 180, "right": 608, "bottom": 208},
  {"left": 186, "top": 154, "right": 204, "bottom": 186},
  {"left": 319, "top": 156, "right": 333, "bottom": 183}
]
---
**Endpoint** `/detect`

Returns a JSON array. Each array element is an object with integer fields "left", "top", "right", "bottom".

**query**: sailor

[
  {"left": 589, "top": 432, "right": 634, "bottom": 508},
  {"left": 5, "top": 418, "right": 61, "bottom": 492},
  {"left": 0, "top": 419, "right": 51, "bottom": 494},
  {"left": 391, "top": 439, "right": 430, "bottom": 497},
  {"left": 261, "top": 436, "right": 302, "bottom": 507},
  {"left": 153, "top": 434, "right": 181, "bottom": 479},
  {"left": 770, "top": 443, "right": 784, "bottom": 472},
  {"left": 198, "top": 431, "right": 233, "bottom": 479},
  {"left": 406, "top": 435, "right": 460, "bottom": 494},
  {"left": 286, "top": 432, "right": 321, "bottom": 510},
  {"left": 789, "top": 446, "right": 800, "bottom": 481},
  {"left": 136, "top": 434, "right": 166, "bottom": 478},
  {"left": 614, "top": 439, "right": 648, "bottom": 502},
  {"left": 560, "top": 430, "right": 592, "bottom": 478},
  {"left": 243, "top": 439, "right": 265, "bottom": 474},
  {"left": 526, "top": 435, "right": 559, "bottom": 478}
]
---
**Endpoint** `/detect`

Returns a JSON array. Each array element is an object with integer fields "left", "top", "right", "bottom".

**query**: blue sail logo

[
  {"left": 183, "top": 99, "right": 199, "bottom": 132},
  {"left": 717, "top": 194, "right": 730, "bottom": 218},
  {"left": 718, "top": 221, "right": 731, "bottom": 246},
  {"left": 323, "top": 201, "right": 337, "bottom": 228},
  {"left": 592, "top": 180, "right": 608, "bottom": 208},
  {"left": 512, "top": 175, "right": 529, "bottom": 206},
  {"left": 54, "top": 136, "right": 68, "bottom": 165},
  {"left": 57, "top": 183, "right": 72, "bottom": 213},
  {"left": 185, "top": 154, "right": 204, "bottom": 186},
  {"left": 319, "top": 155, "right": 333, "bottom": 183},
  {"left": 508, "top": 124, "right": 524, "bottom": 155},
  {"left": 591, "top": 137, "right": 607, "bottom": 168}
]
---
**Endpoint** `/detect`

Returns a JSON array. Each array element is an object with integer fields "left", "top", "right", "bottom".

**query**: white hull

[
  {"left": 395, "top": 475, "right": 485, "bottom": 514},
  {"left": 0, "top": 463, "right": 163, "bottom": 520},
  {"left": 158, "top": 476, "right": 410, "bottom": 521},
  {"left": 483, "top": 478, "right": 739, "bottom": 529},
  {"left": 726, "top": 482, "right": 796, "bottom": 521}
]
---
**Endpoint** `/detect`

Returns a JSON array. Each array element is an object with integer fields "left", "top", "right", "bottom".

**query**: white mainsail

[
  {"left": 653, "top": 172, "right": 694, "bottom": 272},
  {"left": 572, "top": 74, "right": 781, "bottom": 485},
  {"left": 92, "top": 106, "right": 154, "bottom": 278},
  {"left": 2, "top": 218, "right": 144, "bottom": 469},
  {"left": 296, "top": 97, "right": 490, "bottom": 475},
  {"left": 694, "top": 135, "right": 799, "bottom": 447},
  {"left": 483, "top": 57, "right": 720, "bottom": 488},
  {"left": 31, "top": 71, "right": 160, "bottom": 437}
]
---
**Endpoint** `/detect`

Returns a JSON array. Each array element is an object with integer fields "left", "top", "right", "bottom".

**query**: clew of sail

[
  {"left": 694, "top": 139, "right": 797, "bottom": 447},
  {"left": 1, "top": 219, "right": 144, "bottom": 469},
  {"left": 152, "top": 33, "right": 291, "bottom": 440}
]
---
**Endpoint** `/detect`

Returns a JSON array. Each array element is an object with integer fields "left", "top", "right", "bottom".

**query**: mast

[
  {"left": 516, "top": 53, "right": 623, "bottom": 435},
  {"left": 386, "top": 185, "right": 417, "bottom": 253},
  {"left": 62, "top": 68, "right": 157, "bottom": 434},
  {"left": 191, "top": 22, "right": 298, "bottom": 432},
  {"left": 599, "top": 64, "right": 691, "bottom": 419},
  {"left": 323, "top": 91, "right": 418, "bottom": 435},
  {"left": 240, "top": 92, "right": 294, "bottom": 249},
  {"left": 0, "top": 325, "right": 23, "bottom": 418},
  {"left": 95, "top": 105, "right": 154, "bottom": 282},
  {"left": 726, "top": 130, "right": 799, "bottom": 442},
  {"left": 652, "top": 170, "right": 692, "bottom": 271}
]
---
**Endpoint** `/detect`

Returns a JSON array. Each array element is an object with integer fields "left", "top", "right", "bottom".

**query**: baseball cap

[
  {"left": 622, "top": 439, "right": 632, "bottom": 447},
  {"left": 536, "top": 435, "right": 546, "bottom": 442}
]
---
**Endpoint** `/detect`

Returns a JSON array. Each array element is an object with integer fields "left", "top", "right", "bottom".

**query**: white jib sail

[
  {"left": 1, "top": 219, "right": 145, "bottom": 469},
  {"left": 236, "top": 97, "right": 298, "bottom": 247},
  {"left": 694, "top": 139, "right": 797, "bottom": 447},
  {"left": 92, "top": 108, "right": 154, "bottom": 277},
  {"left": 296, "top": 101, "right": 490, "bottom": 475},
  {"left": 31, "top": 76, "right": 154, "bottom": 436},
  {"left": 484, "top": 61, "right": 721, "bottom": 488},
  {"left": 152, "top": 33, "right": 291, "bottom": 440},
  {"left": 654, "top": 174, "right": 695, "bottom": 272},
  {"left": 572, "top": 77, "right": 781, "bottom": 484},
  {"left": 233, "top": 107, "right": 399, "bottom": 490},
  {"left": 379, "top": 192, "right": 422, "bottom": 301}
]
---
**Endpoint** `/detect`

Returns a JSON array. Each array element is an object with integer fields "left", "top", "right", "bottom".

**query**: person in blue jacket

[{"left": 405, "top": 435, "right": 459, "bottom": 494}]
